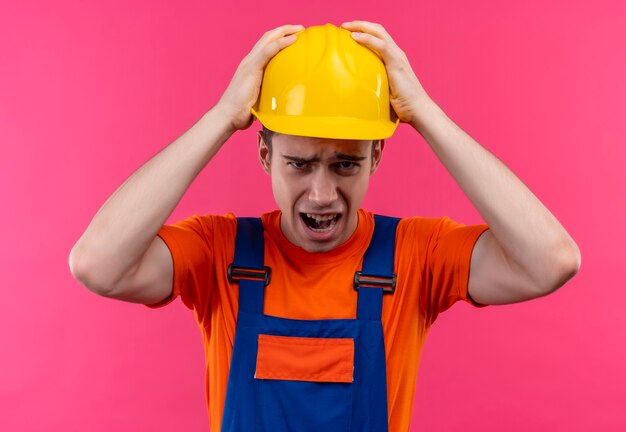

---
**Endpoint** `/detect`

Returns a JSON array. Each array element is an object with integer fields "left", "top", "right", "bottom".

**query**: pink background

[{"left": 2, "top": 0, "right": 624, "bottom": 430}]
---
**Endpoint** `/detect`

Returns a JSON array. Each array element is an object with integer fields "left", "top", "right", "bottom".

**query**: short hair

[
  {"left": 262, "top": 126, "right": 276, "bottom": 153},
  {"left": 261, "top": 125, "right": 380, "bottom": 160}
]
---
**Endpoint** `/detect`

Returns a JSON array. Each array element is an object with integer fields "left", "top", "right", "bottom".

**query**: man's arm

[
  {"left": 341, "top": 21, "right": 580, "bottom": 305},
  {"left": 69, "top": 24, "right": 304, "bottom": 304}
]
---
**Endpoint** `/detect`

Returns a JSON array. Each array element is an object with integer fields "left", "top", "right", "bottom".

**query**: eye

[
  {"left": 335, "top": 161, "right": 359, "bottom": 172},
  {"left": 288, "top": 161, "right": 308, "bottom": 170}
]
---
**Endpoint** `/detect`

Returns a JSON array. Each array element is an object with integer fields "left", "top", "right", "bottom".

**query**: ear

[
  {"left": 257, "top": 130, "right": 271, "bottom": 175},
  {"left": 370, "top": 139, "right": 385, "bottom": 175}
]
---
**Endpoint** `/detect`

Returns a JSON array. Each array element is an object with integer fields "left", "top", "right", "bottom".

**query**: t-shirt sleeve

[
  {"left": 144, "top": 215, "right": 216, "bottom": 321},
  {"left": 419, "top": 216, "right": 489, "bottom": 323}
]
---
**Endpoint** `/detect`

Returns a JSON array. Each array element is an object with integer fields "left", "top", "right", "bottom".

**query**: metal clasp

[
  {"left": 353, "top": 271, "right": 396, "bottom": 294},
  {"left": 227, "top": 264, "right": 271, "bottom": 286}
]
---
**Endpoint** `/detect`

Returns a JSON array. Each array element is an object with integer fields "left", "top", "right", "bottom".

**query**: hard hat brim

[{"left": 252, "top": 108, "right": 399, "bottom": 141}]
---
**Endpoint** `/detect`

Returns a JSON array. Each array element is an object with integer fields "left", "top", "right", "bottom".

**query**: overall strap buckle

[
  {"left": 353, "top": 271, "right": 396, "bottom": 294},
  {"left": 227, "top": 264, "right": 271, "bottom": 286}
]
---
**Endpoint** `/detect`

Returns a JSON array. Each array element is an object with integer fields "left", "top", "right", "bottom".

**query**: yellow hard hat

[{"left": 251, "top": 23, "right": 399, "bottom": 140}]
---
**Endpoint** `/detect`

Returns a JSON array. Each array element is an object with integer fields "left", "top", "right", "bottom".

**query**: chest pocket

[{"left": 255, "top": 334, "right": 354, "bottom": 383}]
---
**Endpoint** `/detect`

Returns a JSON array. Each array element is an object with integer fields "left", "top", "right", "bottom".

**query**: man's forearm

[
  {"left": 70, "top": 106, "right": 235, "bottom": 291},
  {"left": 411, "top": 97, "right": 579, "bottom": 292}
]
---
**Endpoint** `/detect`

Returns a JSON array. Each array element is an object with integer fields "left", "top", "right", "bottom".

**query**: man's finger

[
  {"left": 346, "top": 31, "right": 388, "bottom": 62},
  {"left": 341, "top": 21, "right": 387, "bottom": 39},
  {"left": 251, "top": 24, "right": 304, "bottom": 56},
  {"left": 261, "top": 24, "right": 305, "bottom": 42},
  {"left": 260, "top": 33, "right": 298, "bottom": 60}
]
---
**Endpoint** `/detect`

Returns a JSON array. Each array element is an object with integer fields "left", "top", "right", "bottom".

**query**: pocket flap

[{"left": 255, "top": 334, "right": 354, "bottom": 383}]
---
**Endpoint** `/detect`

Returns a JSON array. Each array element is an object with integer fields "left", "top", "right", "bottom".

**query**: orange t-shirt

[{"left": 147, "top": 209, "right": 489, "bottom": 431}]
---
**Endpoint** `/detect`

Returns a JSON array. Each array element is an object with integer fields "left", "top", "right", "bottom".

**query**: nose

[{"left": 308, "top": 169, "right": 338, "bottom": 208}]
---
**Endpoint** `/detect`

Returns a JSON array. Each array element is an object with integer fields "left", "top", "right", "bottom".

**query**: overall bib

[{"left": 221, "top": 215, "right": 399, "bottom": 432}]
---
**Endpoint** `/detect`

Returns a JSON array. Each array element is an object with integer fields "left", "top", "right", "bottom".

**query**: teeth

[{"left": 306, "top": 213, "right": 337, "bottom": 222}]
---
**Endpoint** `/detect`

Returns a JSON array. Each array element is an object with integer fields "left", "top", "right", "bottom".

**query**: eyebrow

[
  {"left": 281, "top": 152, "right": 367, "bottom": 163},
  {"left": 335, "top": 152, "right": 367, "bottom": 162}
]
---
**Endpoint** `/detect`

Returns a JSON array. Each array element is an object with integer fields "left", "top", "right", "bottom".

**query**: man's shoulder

[
  {"left": 172, "top": 212, "right": 237, "bottom": 227},
  {"left": 355, "top": 211, "right": 462, "bottom": 240},
  {"left": 369, "top": 212, "right": 451, "bottom": 231},
  {"left": 394, "top": 214, "right": 475, "bottom": 248},
  {"left": 167, "top": 210, "right": 281, "bottom": 236},
  {"left": 397, "top": 214, "right": 467, "bottom": 228},
  {"left": 162, "top": 213, "right": 239, "bottom": 243}
]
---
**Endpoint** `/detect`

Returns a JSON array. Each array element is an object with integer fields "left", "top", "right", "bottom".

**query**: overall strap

[
  {"left": 228, "top": 217, "right": 268, "bottom": 314},
  {"left": 356, "top": 215, "right": 400, "bottom": 320}
]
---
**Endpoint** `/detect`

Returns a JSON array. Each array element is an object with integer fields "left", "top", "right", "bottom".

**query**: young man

[{"left": 69, "top": 22, "right": 580, "bottom": 431}]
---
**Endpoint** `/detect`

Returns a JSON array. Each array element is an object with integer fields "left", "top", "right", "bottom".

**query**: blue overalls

[{"left": 221, "top": 215, "right": 399, "bottom": 431}]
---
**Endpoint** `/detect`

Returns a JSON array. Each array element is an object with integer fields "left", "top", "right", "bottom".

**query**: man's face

[{"left": 258, "top": 132, "right": 383, "bottom": 253}]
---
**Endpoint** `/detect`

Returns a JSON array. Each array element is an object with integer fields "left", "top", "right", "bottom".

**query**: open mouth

[{"left": 300, "top": 213, "right": 341, "bottom": 232}]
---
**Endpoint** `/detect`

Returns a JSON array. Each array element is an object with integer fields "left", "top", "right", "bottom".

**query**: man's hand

[
  {"left": 217, "top": 24, "right": 304, "bottom": 132},
  {"left": 340, "top": 21, "right": 431, "bottom": 127}
]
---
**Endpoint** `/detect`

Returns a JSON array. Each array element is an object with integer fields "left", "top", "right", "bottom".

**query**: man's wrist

[
  {"left": 205, "top": 103, "right": 239, "bottom": 137},
  {"left": 409, "top": 96, "right": 445, "bottom": 136}
]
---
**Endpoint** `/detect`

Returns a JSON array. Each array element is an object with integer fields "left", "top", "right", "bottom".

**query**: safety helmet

[{"left": 251, "top": 23, "right": 399, "bottom": 140}]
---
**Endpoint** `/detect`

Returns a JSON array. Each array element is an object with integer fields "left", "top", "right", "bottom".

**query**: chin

[{"left": 300, "top": 240, "right": 339, "bottom": 254}]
